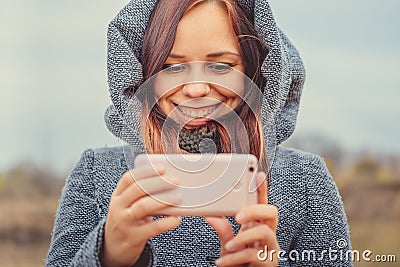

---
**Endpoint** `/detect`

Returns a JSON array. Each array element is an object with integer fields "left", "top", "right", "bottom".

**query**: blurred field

[
  {"left": 0, "top": 163, "right": 63, "bottom": 267},
  {"left": 338, "top": 155, "right": 400, "bottom": 267},
  {"left": 0, "top": 149, "right": 399, "bottom": 266}
]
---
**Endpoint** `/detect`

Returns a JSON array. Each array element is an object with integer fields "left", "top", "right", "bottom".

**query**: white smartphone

[{"left": 134, "top": 153, "right": 259, "bottom": 216}]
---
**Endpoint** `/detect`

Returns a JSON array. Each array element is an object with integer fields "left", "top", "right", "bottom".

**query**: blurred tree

[
  {"left": 4, "top": 162, "right": 64, "bottom": 198},
  {"left": 0, "top": 173, "right": 6, "bottom": 195},
  {"left": 376, "top": 167, "right": 395, "bottom": 184},
  {"left": 285, "top": 133, "right": 344, "bottom": 172},
  {"left": 354, "top": 157, "right": 379, "bottom": 172},
  {"left": 353, "top": 156, "right": 380, "bottom": 182}
]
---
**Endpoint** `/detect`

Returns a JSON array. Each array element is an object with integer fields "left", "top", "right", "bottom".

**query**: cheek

[
  {"left": 213, "top": 75, "right": 245, "bottom": 100},
  {"left": 153, "top": 77, "right": 168, "bottom": 100},
  {"left": 153, "top": 73, "right": 186, "bottom": 100},
  {"left": 153, "top": 85, "right": 181, "bottom": 115},
  {"left": 153, "top": 76, "right": 179, "bottom": 101}
]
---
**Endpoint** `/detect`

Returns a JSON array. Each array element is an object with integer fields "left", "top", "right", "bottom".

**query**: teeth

[{"left": 179, "top": 105, "right": 216, "bottom": 118}]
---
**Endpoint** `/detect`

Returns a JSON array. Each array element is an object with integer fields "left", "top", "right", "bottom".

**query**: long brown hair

[{"left": 140, "top": 0, "right": 269, "bottom": 171}]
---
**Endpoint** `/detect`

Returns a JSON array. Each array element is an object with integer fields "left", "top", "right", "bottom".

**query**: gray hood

[{"left": 104, "top": 0, "right": 305, "bottom": 153}]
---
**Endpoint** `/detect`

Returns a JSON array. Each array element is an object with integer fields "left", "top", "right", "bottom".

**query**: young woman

[{"left": 46, "top": 0, "right": 352, "bottom": 266}]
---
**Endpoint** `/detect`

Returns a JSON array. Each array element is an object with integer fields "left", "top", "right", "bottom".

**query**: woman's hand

[
  {"left": 206, "top": 172, "right": 280, "bottom": 267},
  {"left": 100, "top": 165, "right": 182, "bottom": 267}
]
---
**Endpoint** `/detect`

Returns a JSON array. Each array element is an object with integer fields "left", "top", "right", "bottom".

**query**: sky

[{"left": 1, "top": 0, "right": 399, "bottom": 175}]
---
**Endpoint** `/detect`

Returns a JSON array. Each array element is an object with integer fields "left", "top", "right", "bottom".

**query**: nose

[{"left": 182, "top": 82, "right": 210, "bottom": 98}]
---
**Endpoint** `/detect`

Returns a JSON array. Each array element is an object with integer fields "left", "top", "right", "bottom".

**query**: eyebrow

[
  {"left": 207, "top": 51, "right": 241, "bottom": 58},
  {"left": 168, "top": 51, "right": 241, "bottom": 59}
]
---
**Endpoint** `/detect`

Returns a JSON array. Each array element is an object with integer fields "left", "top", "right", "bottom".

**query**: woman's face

[{"left": 153, "top": 2, "right": 245, "bottom": 128}]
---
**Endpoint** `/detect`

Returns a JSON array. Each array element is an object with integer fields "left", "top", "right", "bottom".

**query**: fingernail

[
  {"left": 225, "top": 240, "right": 235, "bottom": 251},
  {"left": 166, "top": 176, "right": 180, "bottom": 185},
  {"left": 258, "top": 171, "right": 266, "bottom": 182},
  {"left": 236, "top": 212, "right": 245, "bottom": 222},
  {"left": 155, "top": 165, "right": 165, "bottom": 174},
  {"left": 215, "top": 257, "right": 224, "bottom": 266},
  {"left": 171, "top": 196, "right": 183, "bottom": 205}
]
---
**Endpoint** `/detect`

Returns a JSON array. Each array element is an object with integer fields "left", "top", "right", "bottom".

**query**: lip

[
  {"left": 175, "top": 100, "right": 222, "bottom": 109},
  {"left": 172, "top": 103, "right": 222, "bottom": 126},
  {"left": 179, "top": 104, "right": 212, "bottom": 110}
]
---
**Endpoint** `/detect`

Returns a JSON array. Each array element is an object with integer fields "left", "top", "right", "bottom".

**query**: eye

[
  {"left": 162, "top": 63, "right": 186, "bottom": 74},
  {"left": 206, "top": 62, "right": 233, "bottom": 74}
]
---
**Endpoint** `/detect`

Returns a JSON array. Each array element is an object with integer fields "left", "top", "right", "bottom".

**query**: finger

[
  {"left": 143, "top": 216, "right": 153, "bottom": 224},
  {"left": 137, "top": 216, "right": 181, "bottom": 242},
  {"left": 114, "top": 165, "right": 165, "bottom": 196},
  {"left": 130, "top": 164, "right": 165, "bottom": 181},
  {"left": 127, "top": 192, "right": 183, "bottom": 221},
  {"left": 205, "top": 217, "right": 235, "bottom": 246},
  {"left": 235, "top": 205, "right": 278, "bottom": 230},
  {"left": 216, "top": 247, "right": 274, "bottom": 267},
  {"left": 113, "top": 172, "right": 135, "bottom": 196},
  {"left": 119, "top": 174, "right": 179, "bottom": 207},
  {"left": 224, "top": 224, "right": 278, "bottom": 252},
  {"left": 256, "top": 171, "right": 268, "bottom": 204}
]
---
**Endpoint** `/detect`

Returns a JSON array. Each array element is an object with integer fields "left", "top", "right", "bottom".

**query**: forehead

[{"left": 171, "top": 2, "right": 240, "bottom": 56}]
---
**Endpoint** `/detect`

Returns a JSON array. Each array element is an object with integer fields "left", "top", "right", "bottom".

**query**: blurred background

[{"left": 0, "top": 0, "right": 399, "bottom": 266}]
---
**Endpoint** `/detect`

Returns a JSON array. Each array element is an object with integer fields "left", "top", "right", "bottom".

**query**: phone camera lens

[{"left": 249, "top": 167, "right": 254, "bottom": 172}]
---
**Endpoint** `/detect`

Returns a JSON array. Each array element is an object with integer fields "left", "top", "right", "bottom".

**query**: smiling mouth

[{"left": 176, "top": 103, "right": 221, "bottom": 119}]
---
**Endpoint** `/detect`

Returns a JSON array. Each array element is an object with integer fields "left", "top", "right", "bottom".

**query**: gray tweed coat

[{"left": 46, "top": 0, "right": 352, "bottom": 266}]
